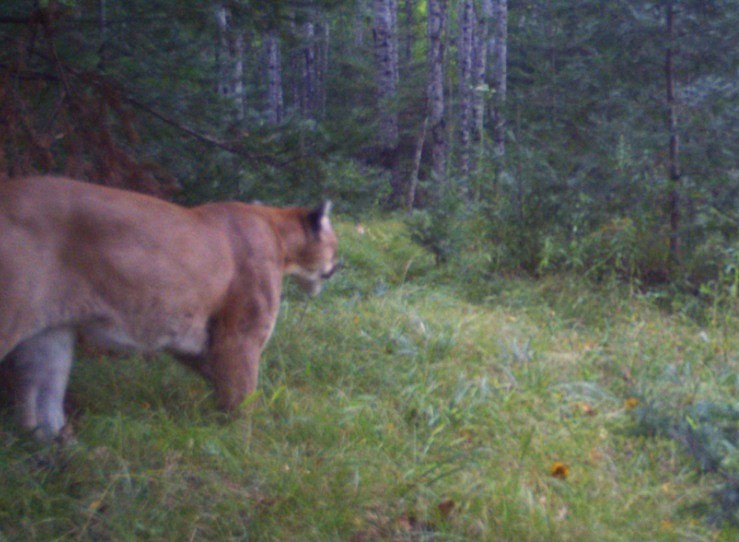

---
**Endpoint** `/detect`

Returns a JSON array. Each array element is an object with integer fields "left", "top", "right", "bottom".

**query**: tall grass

[{"left": 1, "top": 218, "right": 736, "bottom": 540}]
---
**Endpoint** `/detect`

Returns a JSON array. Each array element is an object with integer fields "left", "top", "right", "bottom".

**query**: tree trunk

[
  {"left": 317, "top": 20, "right": 330, "bottom": 117},
  {"left": 457, "top": 0, "right": 475, "bottom": 179},
  {"left": 373, "top": 0, "right": 402, "bottom": 204},
  {"left": 286, "top": 16, "right": 303, "bottom": 117},
  {"left": 301, "top": 20, "right": 317, "bottom": 117},
  {"left": 373, "top": 0, "right": 399, "bottom": 144},
  {"left": 264, "top": 29, "right": 284, "bottom": 125},
  {"left": 403, "top": 0, "right": 415, "bottom": 69},
  {"left": 470, "top": 0, "right": 489, "bottom": 178},
  {"left": 215, "top": 4, "right": 245, "bottom": 125},
  {"left": 355, "top": 0, "right": 367, "bottom": 48},
  {"left": 97, "top": 0, "right": 107, "bottom": 71},
  {"left": 407, "top": 115, "right": 428, "bottom": 212},
  {"left": 488, "top": 0, "right": 507, "bottom": 159},
  {"left": 665, "top": 1, "right": 681, "bottom": 270},
  {"left": 390, "top": 0, "right": 400, "bottom": 87},
  {"left": 427, "top": 0, "right": 447, "bottom": 189}
]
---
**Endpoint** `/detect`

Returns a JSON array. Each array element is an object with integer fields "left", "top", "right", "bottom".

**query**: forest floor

[{"left": 1, "top": 218, "right": 737, "bottom": 541}]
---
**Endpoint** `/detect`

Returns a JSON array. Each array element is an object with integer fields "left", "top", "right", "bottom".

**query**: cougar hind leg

[{"left": 10, "top": 327, "right": 76, "bottom": 441}]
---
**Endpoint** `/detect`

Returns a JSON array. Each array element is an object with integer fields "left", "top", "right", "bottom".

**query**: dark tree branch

[
  {"left": 0, "top": 16, "right": 31, "bottom": 24},
  {"left": 2, "top": 60, "right": 292, "bottom": 169}
]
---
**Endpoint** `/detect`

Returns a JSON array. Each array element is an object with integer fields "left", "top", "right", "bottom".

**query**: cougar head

[{"left": 289, "top": 201, "right": 339, "bottom": 296}]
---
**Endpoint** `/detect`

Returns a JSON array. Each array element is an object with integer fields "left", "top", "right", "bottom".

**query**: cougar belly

[{"left": 80, "top": 317, "right": 209, "bottom": 357}]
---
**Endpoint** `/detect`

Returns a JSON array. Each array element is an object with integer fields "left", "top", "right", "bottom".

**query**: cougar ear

[{"left": 307, "top": 200, "right": 332, "bottom": 234}]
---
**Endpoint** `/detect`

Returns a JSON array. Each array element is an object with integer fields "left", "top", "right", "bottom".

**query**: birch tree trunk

[
  {"left": 665, "top": 1, "right": 681, "bottom": 269},
  {"left": 301, "top": 19, "right": 317, "bottom": 117},
  {"left": 427, "top": 0, "right": 447, "bottom": 188},
  {"left": 471, "top": 0, "right": 490, "bottom": 176},
  {"left": 457, "top": 0, "right": 475, "bottom": 178},
  {"left": 488, "top": 0, "right": 507, "bottom": 159},
  {"left": 373, "top": 0, "right": 401, "bottom": 203},
  {"left": 215, "top": 3, "right": 245, "bottom": 125},
  {"left": 264, "top": 29, "right": 284, "bottom": 125}
]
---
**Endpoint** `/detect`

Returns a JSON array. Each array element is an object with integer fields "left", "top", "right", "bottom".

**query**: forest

[
  {"left": 0, "top": 0, "right": 737, "bottom": 540},
  {"left": 1, "top": 0, "right": 737, "bottom": 284}
]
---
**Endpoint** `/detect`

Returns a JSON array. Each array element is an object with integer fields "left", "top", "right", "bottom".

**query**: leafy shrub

[
  {"left": 538, "top": 217, "right": 640, "bottom": 281},
  {"left": 406, "top": 182, "right": 470, "bottom": 265},
  {"left": 693, "top": 243, "right": 738, "bottom": 303},
  {"left": 483, "top": 199, "right": 545, "bottom": 274}
]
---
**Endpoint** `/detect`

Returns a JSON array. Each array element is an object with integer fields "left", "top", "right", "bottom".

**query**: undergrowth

[{"left": 0, "top": 218, "right": 736, "bottom": 541}]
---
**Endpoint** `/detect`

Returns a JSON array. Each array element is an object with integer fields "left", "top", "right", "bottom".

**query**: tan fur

[{"left": 0, "top": 175, "right": 338, "bottom": 439}]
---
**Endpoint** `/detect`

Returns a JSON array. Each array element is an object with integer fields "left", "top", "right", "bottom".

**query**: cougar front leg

[
  {"left": 10, "top": 327, "right": 75, "bottom": 440},
  {"left": 205, "top": 289, "right": 279, "bottom": 412},
  {"left": 206, "top": 333, "right": 265, "bottom": 412}
]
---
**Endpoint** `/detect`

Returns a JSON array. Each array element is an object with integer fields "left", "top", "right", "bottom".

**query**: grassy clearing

[{"left": 1, "top": 218, "right": 736, "bottom": 541}]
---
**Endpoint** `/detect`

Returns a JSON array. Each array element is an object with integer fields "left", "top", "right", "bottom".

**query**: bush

[
  {"left": 538, "top": 217, "right": 641, "bottom": 281},
  {"left": 406, "top": 182, "right": 470, "bottom": 265}
]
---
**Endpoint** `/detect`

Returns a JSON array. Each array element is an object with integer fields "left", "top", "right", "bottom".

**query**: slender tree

[
  {"left": 301, "top": 18, "right": 317, "bottom": 117},
  {"left": 264, "top": 29, "right": 284, "bottom": 125},
  {"left": 97, "top": 0, "right": 108, "bottom": 71},
  {"left": 402, "top": 0, "right": 415, "bottom": 68},
  {"left": 665, "top": 1, "right": 681, "bottom": 270},
  {"left": 457, "top": 0, "right": 475, "bottom": 179},
  {"left": 317, "top": 18, "right": 330, "bottom": 116},
  {"left": 372, "top": 0, "right": 401, "bottom": 203},
  {"left": 427, "top": 0, "right": 448, "bottom": 188},
  {"left": 215, "top": 3, "right": 246, "bottom": 125},
  {"left": 294, "top": 8, "right": 331, "bottom": 120},
  {"left": 470, "top": 0, "right": 489, "bottom": 176},
  {"left": 390, "top": 0, "right": 400, "bottom": 85},
  {"left": 407, "top": 115, "right": 428, "bottom": 211},
  {"left": 354, "top": 0, "right": 368, "bottom": 47},
  {"left": 488, "top": 0, "right": 507, "bottom": 159}
]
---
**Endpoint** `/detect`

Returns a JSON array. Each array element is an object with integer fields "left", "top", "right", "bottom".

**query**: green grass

[{"left": 1, "top": 218, "right": 736, "bottom": 541}]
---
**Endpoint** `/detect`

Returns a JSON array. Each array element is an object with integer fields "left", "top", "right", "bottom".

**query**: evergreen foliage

[{"left": 1, "top": 1, "right": 735, "bottom": 285}]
